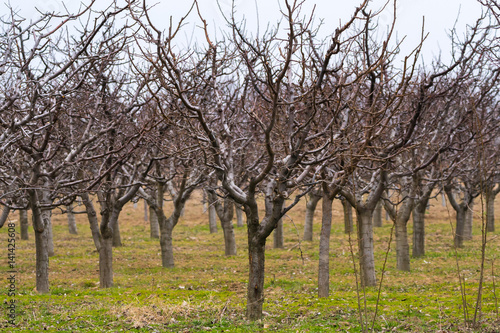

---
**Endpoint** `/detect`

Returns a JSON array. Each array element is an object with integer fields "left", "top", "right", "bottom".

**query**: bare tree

[{"left": 0, "top": 1, "right": 139, "bottom": 292}]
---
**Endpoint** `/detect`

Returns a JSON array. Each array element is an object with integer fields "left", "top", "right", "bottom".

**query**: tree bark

[
  {"left": 34, "top": 226, "right": 50, "bottom": 293},
  {"left": 412, "top": 200, "right": 427, "bottom": 258},
  {"left": 160, "top": 225, "right": 175, "bottom": 268},
  {"left": 464, "top": 199, "right": 473, "bottom": 241},
  {"left": 99, "top": 237, "right": 113, "bottom": 288},
  {"left": 273, "top": 218, "right": 284, "bottom": 249},
  {"left": 0, "top": 206, "right": 10, "bottom": 228},
  {"left": 303, "top": 192, "right": 321, "bottom": 241},
  {"left": 235, "top": 204, "right": 244, "bottom": 227},
  {"left": 356, "top": 209, "right": 377, "bottom": 287},
  {"left": 318, "top": 194, "right": 333, "bottom": 297},
  {"left": 144, "top": 199, "right": 148, "bottom": 222},
  {"left": 210, "top": 193, "right": 237, "bottom": 256},
  {"left": 149, "top": 206, "right": 159, "bottom": 238},
  {"left": 383, "top": 188, "right": 414, "bottom": 272},
  {"left": 66, "top": 204, "right": 78, "bottom": 235},
  {"left": 445, "top": 186, "right": 470, "bottom": 249},
  {"left": 208, "top": 203, "right": 218, "bottom": 234},
  {"left": 112, "top": 220, "right": 122, "bottom": 247},
  {"left": 342, "top": 198, "right": 353, "bottom": 234},
  {"left": 486, "top": 185, "right": 496, "bottom": 232},
  {"left": 373, "top": 201, "right": 383, "bottom": 227},
  {"left": 246, "top": 236, "right": 266, "bottom": 321},
  {"left": 29, "top": 190, "right": 50, "bottom": 294},
  {"left": 222, "top": 218, "right": 237, "bottom": 256},
  {"left": 395, "top": 219, "right": 410, "bottom": 271},
  {"left": 20, "top": 209, "right": 29, "bottom": 240},
  {"left": 42, "top": 209, "right": 54, "bottom": 257},
  {"left": 455, "top": 208, "right": 467, "bottom": 248}
]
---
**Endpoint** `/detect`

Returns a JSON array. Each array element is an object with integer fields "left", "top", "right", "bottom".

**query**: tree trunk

[
  {"left": 318, "top": 194, "right": 333, "bottom": 297},
  {"left": 356, "top": 209, "right": 377, "bottom": 287},
  {"left": 464, "top": 200, "right": 473, "bottom": 241},
  {"left": 42, "top": 209, "right": 54, "bottom": 257},
  {"left": 34, "top": 227, "right": 50, "bottom": 293},
  {"left": 202, "top": 190, "right": 208, "bottom": 213},
  {"left": 222, "top": 218, "right": 237, "bottom": 256},
  {"left": 144, "top": 200, "right": 148, "bottom": 221},
  {"left": 342, "top": 198, "right": 353, "bottom": 234},
  {"left": 30, "top": 190, "right": 50, "bottom": 294},
  {"left": 149, "top": 206, "right": 159, "bottom": 239},
  {"left": 112, "top": 221, "right": 122, "bottom": 247},
  {"left": 20, "top": 210, "right": 29, "bottom": 240},
  {"left": 373, "top": 201, "right": 383, "bottom": 227},
  {"left": 209, "top": 204, "right": 218, "bottom": 233},
  {"left": 273, "top": 218, "right": 284, "bottom": 249},
  {"left": 412, "top": 201, "right": 426, "bottom": 258},
  {"left": 303, "top": 193, "right": 321, "bottom": 241},
  {"left": 455, "top": 208, "right": 467, "bottom": 248},
  {"left": 486, "top": 187, "right": 495, "bottom": 232},
  {"left": 247, "top": 237, "right": 266, "bottom": 321},
  {"left": 442, "top": 192, "right": 447, "bottom": 207},
  {"left": 66, "top": 204, "right": 78, "bottom": 235},
  {"left": 99, "top": 237, "right": 113, "bottom": 288},
  {"left": 160, "top": 226, "right": 175, "bottom": 268},
  {"left": 210, "top": 193, "right": 237, "bottom": 256},
  {"left": 395, "top": 218, "right": 410, "bottom": 271},
  {"left": 235, "top": 204, "right": 244, "bottom": 227}
]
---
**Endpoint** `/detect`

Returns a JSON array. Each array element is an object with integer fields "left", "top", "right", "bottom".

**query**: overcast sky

[{"left": 3, "top": 0, "right": 485, "bottom": 65}]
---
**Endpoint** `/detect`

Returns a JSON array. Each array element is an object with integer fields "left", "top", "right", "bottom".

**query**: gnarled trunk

[
  {"left": 303, "top": 193, "right": 321, "bottom": 241},
  {"left": 144, "top": 200, "right": 148, "bottom": 221},
  {"left": 66, "top": 204, "right": 78, "bottom": 235},
  {"left": 356, "top": 209, "right": 376, "bottom": 287},
  {"left": 149, "top": 206, "right": 159, "bottom": 239},
  {"left": 318, "top": 194, "right": 333, "bottom": 297},
  {"left": 342, "top": 198, "right": 353, "bottom": 234},
  {"left": 20, "top": 209, "right": 29, "bottom": 240}
]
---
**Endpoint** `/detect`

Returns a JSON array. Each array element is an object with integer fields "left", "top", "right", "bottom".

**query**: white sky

[{"left": 2, "top": 0, "right": 485, "bottom": 65}]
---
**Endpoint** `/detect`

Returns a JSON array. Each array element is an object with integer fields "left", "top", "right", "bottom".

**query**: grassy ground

[{"left": 1, "top": 191, "right": 499, "bottom": 332}]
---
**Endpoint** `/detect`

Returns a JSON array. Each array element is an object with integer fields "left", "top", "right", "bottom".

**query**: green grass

[{"left": 1, "top": 192, "right": 499, "bottom": 332}]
